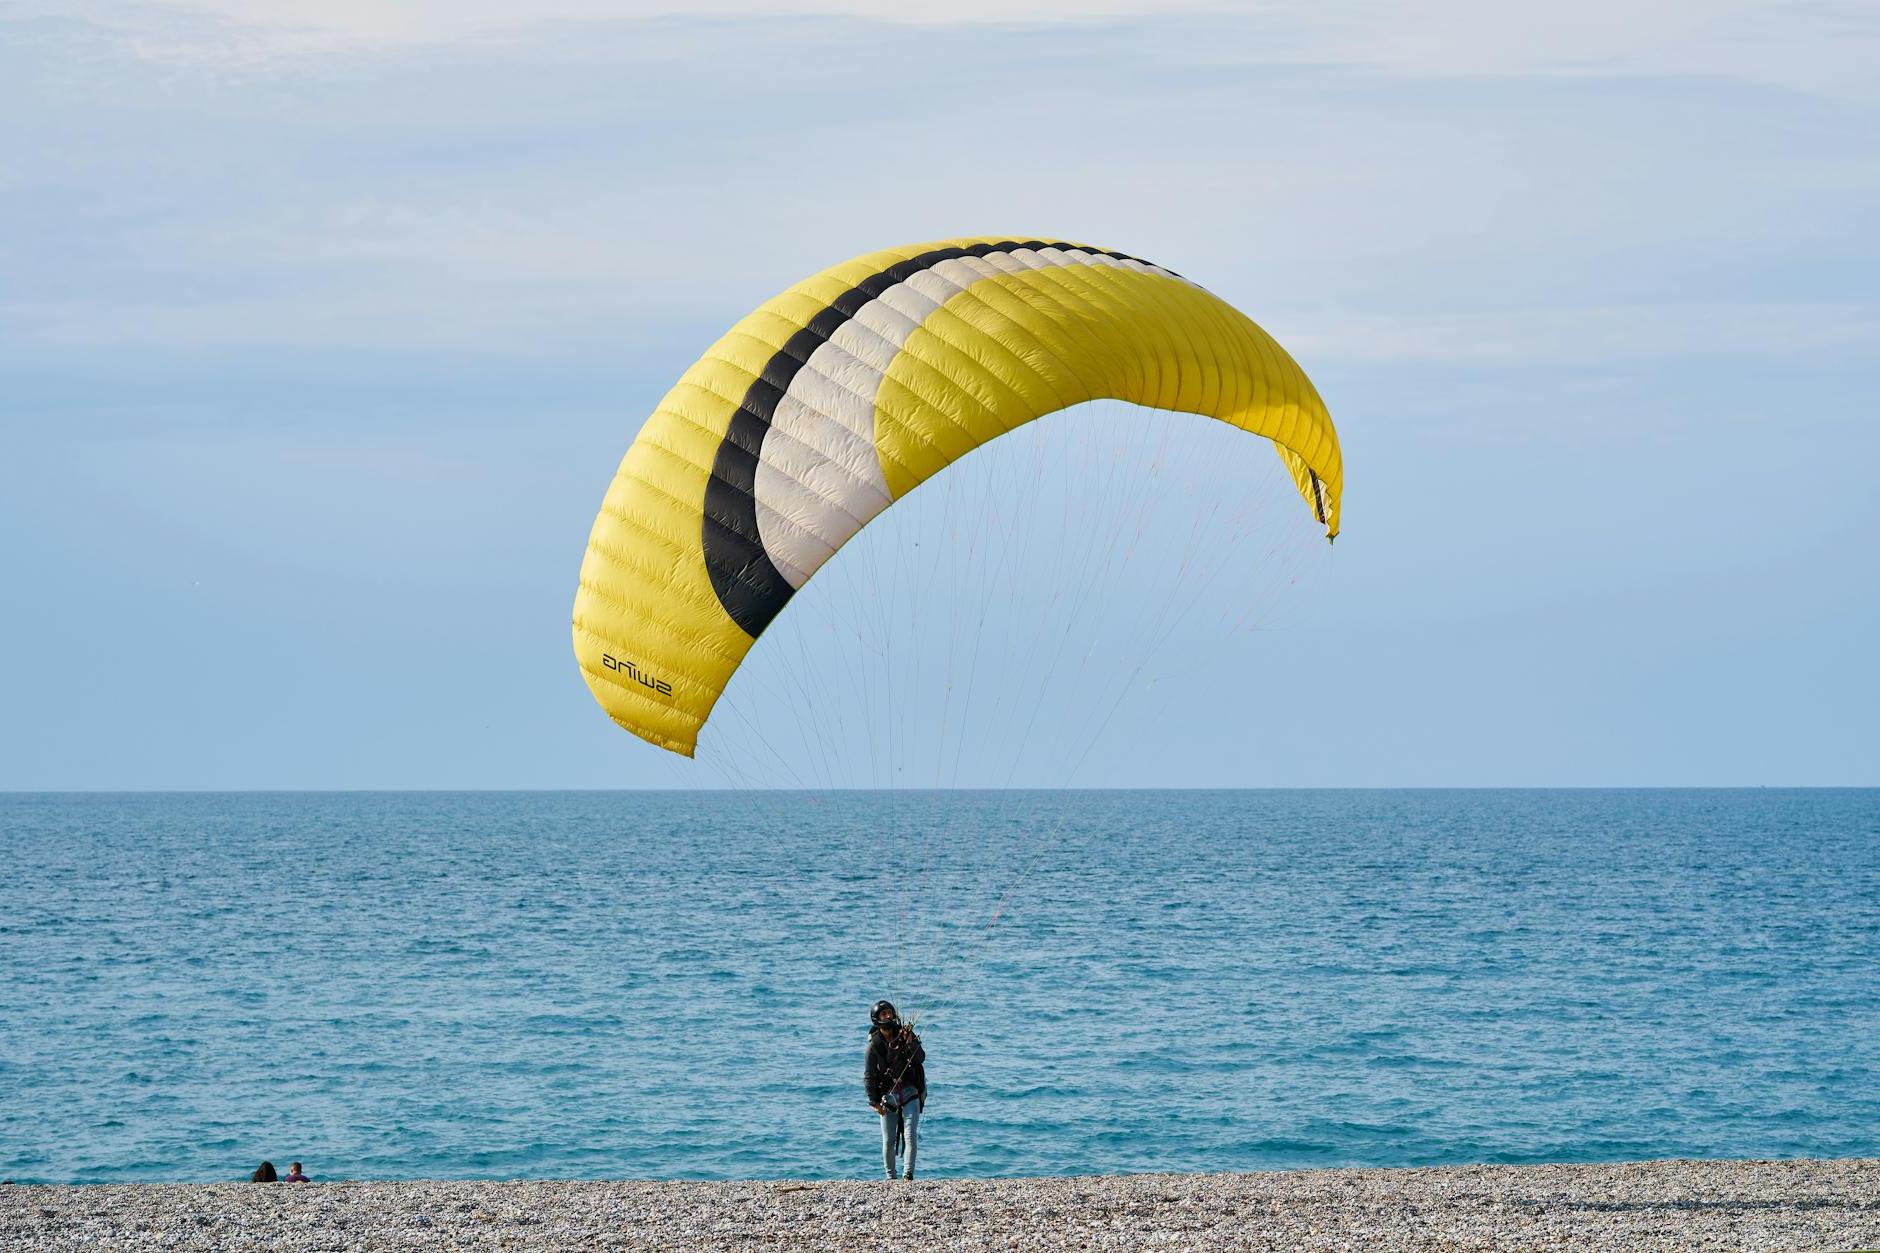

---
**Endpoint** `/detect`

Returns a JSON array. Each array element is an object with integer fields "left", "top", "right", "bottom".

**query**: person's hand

[{"left": 871, "top": 1104, "right": 884, "bottom": 1115}]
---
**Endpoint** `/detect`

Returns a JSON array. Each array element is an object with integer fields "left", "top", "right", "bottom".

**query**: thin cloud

[
  {"left": 58, "top": 0, "right": 1880, "bottom": 105},
  {"left": 5, "top": 4, "right": 1876, "bottom": 368},
  {"left": 1279, "top": 303, "right": 1880, "bottom": 364}
]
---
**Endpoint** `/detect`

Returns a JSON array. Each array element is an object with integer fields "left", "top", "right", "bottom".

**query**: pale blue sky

[{"left": 3, "top": 1, "right": 1876, "bottom": 788}]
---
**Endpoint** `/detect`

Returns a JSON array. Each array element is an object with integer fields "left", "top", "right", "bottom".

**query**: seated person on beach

[
  {"left": 284, "top": 1162, "right": 310, "bottom": 1182},
  {"left": 250, "top": 1161, "right": 276, "bottom": 1183},
  {"left": 863, "top": 1000, "right": 926, "bottom": 1182}
]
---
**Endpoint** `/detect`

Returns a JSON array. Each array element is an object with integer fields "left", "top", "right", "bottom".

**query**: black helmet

[{"left": 871, "top": 1000, "right": 899, "bottom": 1027}]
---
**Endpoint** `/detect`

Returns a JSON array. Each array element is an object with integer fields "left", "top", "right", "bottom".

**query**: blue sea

[{"left": 2, "top": 789, "right": 1876, "bottom": 1185}]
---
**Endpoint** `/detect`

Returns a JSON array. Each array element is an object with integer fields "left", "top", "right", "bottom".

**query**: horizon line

[{"left": 4, "top": 785, "right": 1876, "bottom": 796}]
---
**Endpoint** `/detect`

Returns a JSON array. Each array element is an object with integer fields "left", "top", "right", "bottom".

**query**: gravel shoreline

[{"left": 4, "top": 1158, "right": 1877, "bottom": 1250}]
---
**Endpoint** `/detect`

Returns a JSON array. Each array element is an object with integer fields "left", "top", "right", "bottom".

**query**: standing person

[
  {"left": 283, "top": 1162, "right": 310, "bottom": 1182},
  {"left": 863, "top": 1000, "right": 926, "bottom": 1181}
]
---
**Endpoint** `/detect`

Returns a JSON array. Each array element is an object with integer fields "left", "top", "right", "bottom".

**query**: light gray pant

[{"left": 880, "top": 1089, "right": 920, "bottom": 1179}]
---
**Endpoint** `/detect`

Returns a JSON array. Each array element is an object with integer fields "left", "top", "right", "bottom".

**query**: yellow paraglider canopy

[{"left": 573, "top": 237, "right": 1341, "bottom": 755}]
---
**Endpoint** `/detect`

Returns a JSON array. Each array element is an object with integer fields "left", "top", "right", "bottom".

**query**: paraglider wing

[{"left": 572, "top": 237, "right": 1342, "bottom": 756}]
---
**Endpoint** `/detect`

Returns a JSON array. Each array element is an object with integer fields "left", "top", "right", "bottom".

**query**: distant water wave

[{"left": 1, "top": 789, "right": 1876, "bottom": 1183}]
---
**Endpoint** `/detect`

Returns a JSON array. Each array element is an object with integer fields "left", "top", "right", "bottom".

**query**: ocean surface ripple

[{"left": 1, "top": 789, "right": 1875, "bottom": 1183}]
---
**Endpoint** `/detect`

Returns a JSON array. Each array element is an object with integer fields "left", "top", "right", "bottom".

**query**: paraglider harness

[{"left": 884, "top": 1084, "right": 910, "bottom": 1161}]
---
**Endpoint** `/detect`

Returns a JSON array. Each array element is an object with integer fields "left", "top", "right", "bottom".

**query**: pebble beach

[{"left": 6, "top": 1158, "right": 1877, "bottom": 1251}]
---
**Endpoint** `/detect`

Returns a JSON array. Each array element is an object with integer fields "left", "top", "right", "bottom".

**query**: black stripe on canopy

[{"left": 702, "top": 240, "right": 1168, "bottom": 638}]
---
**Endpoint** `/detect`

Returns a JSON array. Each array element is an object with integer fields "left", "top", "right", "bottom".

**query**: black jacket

[{"left": 863, "top": 1027, "right": 926, "bottom": 1106}]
